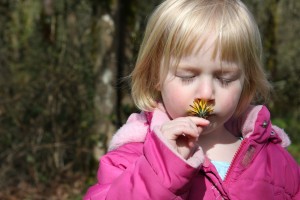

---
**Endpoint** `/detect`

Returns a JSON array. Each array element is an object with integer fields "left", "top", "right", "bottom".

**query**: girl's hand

[{"left": 159, "top": 117, "right": 210, "bottom": 159}]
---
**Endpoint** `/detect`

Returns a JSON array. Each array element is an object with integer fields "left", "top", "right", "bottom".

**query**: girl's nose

[{"left": 196, "top": 77, "right": 214, "bottom": 101}]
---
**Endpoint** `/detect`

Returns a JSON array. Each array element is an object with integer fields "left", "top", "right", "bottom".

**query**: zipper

[{"left": 223, "top": 138, "right": 248, "bottom": 183}]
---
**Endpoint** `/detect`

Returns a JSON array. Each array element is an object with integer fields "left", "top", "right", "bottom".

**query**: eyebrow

[
  {"left": 213, "top": 68, "right": 242, "bottom": 79},
  {"left": 176, "top": 64, "right": 241, "bottom": 73},
  {"left": 176, "top": 65, "right": 198, "bottom": 72}
]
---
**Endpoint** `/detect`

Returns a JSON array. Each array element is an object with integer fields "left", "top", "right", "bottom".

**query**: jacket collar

[
  {"left": 225, "top": 105, "right": 290, "bottom": 147},
  {"left": 108, "top": 105, "right": 290, "bottom": 151},
  {"left": 108, "top": 104, "right": 170, "bottom": 151}
]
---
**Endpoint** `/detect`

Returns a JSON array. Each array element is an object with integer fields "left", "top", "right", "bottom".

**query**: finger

[
  {"left": 161, "top": 121, "right": 199, "bottom": 139},
  {"left": 187, "top": 116, "right": 210, "bottom": 126}
]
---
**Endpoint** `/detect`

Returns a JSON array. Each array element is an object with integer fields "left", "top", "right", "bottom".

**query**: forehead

[
  {"left": 164, "top": 33, "right": 242, "bottom": 74},
  {"left": 161, "top": 25, "right": 243, "bottom": 76}
]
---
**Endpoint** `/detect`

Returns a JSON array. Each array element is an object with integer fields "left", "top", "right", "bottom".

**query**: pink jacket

[{"left": 84, "top": 105, "right": 300, "bottom": 199}]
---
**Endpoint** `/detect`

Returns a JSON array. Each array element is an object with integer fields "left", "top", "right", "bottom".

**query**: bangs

[{"left": 160, "top": 0, "right": 260, "bottom": 75}]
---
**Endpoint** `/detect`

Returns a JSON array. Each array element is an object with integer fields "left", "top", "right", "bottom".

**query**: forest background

[{"left": 0, "top": 0, "right": 299, "bottom": 199}]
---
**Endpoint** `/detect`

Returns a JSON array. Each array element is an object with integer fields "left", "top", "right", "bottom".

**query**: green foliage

[{"left": 288, "top": 144, "right": 300, "bottom": 164}]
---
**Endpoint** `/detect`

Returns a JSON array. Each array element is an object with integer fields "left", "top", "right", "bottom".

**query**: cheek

[
  {"left": 219, "top": 82, "right": 244, "bottom": 113},
  {"left": 160, "top": 81, "right": 191, "bottom": 118}
]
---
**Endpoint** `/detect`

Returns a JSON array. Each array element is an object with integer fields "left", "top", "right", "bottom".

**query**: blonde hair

[{"left": 131, "top": 0, "right": 272, "bottom": 116}]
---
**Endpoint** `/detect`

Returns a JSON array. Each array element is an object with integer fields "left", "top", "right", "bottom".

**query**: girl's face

[{"left": 159, "top": 36, "right": 244, "bottom": 134}]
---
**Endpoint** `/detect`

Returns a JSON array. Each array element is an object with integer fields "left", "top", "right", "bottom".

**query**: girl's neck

[{"left": 198, "top": 126, "right": 242, "bottom": 163}]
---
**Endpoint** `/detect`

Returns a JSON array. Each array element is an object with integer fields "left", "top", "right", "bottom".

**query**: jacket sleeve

[
  {"left": 83, "top": 130, "right": 202, "bottom": 200},
  {"left": 293, "top": 166, "right": 300, "bottom": 200}
]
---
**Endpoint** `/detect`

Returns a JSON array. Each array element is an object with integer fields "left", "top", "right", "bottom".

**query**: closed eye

[
  {"left": 217, "top": 77, "right": 232, "bottom": 86},
  {"left": 176, "top": 75, "right": 196, "bottom": 84},
  {"left": 215, "top": 69, "right": 242, "bottom": 87}
]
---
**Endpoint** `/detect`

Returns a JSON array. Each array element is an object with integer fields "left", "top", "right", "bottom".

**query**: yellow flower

[{"left": 188, "top": 98, "right": 214, "bottom": 118}]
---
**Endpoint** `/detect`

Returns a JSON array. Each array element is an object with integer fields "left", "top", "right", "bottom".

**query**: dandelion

[{"left": 188, "top": 98, "right": 214, "bottom": 118}]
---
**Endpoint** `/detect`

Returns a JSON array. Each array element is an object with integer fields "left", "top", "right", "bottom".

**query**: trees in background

[
  {"left": 0, "top": 0, "right": 298, "bottom": 194},
  {"left": 245, "top": 0, "right": 300, "bottom": 145},
  {"left": 0, "top": 0, "right": 113, "bottom": 187}
]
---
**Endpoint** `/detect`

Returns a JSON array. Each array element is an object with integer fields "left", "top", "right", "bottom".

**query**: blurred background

[{"left": 0, "top": 0, "right": 299, "bottom": 199}]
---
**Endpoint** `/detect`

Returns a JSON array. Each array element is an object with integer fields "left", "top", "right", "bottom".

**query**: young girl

[{"left": 84, "top": 0, "right": 300, "bottom": 199}]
